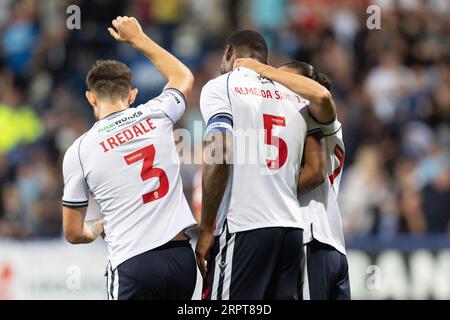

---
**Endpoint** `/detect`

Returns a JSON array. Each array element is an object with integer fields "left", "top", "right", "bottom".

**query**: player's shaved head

[
  {"left": 221, "top": 30, "right": 268, "bottom": 74},
  {"left": 86, "top": 60, "right": 133, "bottom": 101},
  {"left": 279, "top": 61, "right": 332, "bottom": 90}
]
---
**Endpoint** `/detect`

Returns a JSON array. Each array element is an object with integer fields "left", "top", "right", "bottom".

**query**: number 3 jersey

[
  {"left": 62, "top": 89, "right": 197, "bottom": 269},
  {"left": 200, "top": 67, "right": 311, "bottom": 235}
]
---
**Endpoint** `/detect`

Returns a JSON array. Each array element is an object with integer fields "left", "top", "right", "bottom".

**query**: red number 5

[
  {"left": 124, "top": 144, "right": 169, "bottom": 203},
  {"left": 263, "top": 114, "right": 288, "bottom": 170}
]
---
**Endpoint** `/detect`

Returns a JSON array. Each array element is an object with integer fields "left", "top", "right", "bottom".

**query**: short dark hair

[
  {"left": 226, "top": 30, "right": 268, "bottom": 63},
  {"left": 86, "top": 60, "right": 132, "bottom": 101},
  {"left": 281, "top": 61, "right": 332, "bottom": 90}
]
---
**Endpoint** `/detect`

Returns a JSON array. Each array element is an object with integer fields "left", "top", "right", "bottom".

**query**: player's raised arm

[
  {"left": 108, "top": 16, "right": 194, "bottom": 98},
  {"left": 234, "top": 58, "right": 336, "bottom": 124}
]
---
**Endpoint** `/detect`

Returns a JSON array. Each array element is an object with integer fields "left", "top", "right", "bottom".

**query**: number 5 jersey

[{"left": 200, "top": 67, "right": 311, "bottom": 236}]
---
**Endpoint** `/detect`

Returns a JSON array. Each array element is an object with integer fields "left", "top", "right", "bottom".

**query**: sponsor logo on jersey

[{"left": 98, "top": 111, "right": 144, "bottom": 133}]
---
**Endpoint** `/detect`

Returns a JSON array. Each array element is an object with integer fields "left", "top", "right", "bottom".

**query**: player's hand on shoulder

[
  {"left": 108, "top": 16, "right": 144, "bottom": 44},
  {"left": 233, "top": 58, "right": 266, "bottom": 74}
]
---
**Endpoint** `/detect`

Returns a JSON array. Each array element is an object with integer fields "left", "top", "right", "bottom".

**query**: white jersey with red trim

[
  {"left": 299, "top": 114, "right": 346, "bottom": 255},
  {"left": 200, "top": 67, "right": 311, "bottom": 235},
  {"left": 62, "top": 89, "right": 197, "bottom": 269}
]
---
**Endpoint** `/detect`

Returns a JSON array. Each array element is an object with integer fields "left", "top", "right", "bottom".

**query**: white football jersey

[
  {"left": 200, "top": 67, "right": 311, "bottom": 235},
  {"left": 299, "top": 113, "right": 346, "bottom": 255},
  {"left": 62, "top": 89, "right": 197, "bottom": 269}
]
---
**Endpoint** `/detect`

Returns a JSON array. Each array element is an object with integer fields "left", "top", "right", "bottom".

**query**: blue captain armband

[{"left": 206, "top": 113, "right": 233, "bottom": 134}]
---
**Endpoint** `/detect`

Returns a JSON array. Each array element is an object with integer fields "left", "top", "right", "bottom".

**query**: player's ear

[
  {"left": 128, "top": 88, "right": 138, "bottom": 106},
  {"left": 225, "top": 45, "right": 234, "bottom": 62},
  {"left": 85, "top": 91, "right": 97, "bottom": 108}
]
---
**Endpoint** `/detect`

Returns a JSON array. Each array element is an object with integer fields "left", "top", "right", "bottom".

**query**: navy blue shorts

[
  {"left": 303, "top": 239, "right": 351, "bottom": 300},
  {"left": 106, "top": 240, "right": 197, "bottom": 300},
  {"left": 203, "top": 226, "right": 304, "bottom": 300}
]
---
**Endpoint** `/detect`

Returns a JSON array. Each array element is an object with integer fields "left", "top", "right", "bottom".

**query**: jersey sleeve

[
  {"left": 62, "top": 142, "right": 89, "bottom": 208},
  {"left": 200, "top": 75, "right": 233, "bottom": 134},
  {"left": 300, "top": 107, "right": 322, "bottom": 136},
  {"left": 142, "top": 88, "right": 186, "bottom": 124},
  {"left": 301, "top": 107, "right": 341, "bottom": 137},
  {"left": 318, "top": 118, "right": 342, "bottom": 136}
]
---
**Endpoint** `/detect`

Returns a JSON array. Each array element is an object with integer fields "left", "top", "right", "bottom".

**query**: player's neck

[{"left": 98, "top": 101, "right": 129, "bottom": 120}]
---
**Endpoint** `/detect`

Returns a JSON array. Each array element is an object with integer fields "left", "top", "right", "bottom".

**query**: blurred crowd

[{"left": 0, "top": 0, "right": 448, "bottom": 241}]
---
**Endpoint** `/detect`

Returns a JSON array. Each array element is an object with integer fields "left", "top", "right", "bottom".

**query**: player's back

[
  {"left": 299, "top": 114, "right": 346, "bottom": 254},
  {"left": 201, "top": 67, "right": 309, "bottom": 234},
  {"left": 63, "top": 89, "right": 196, "bottom": 269}
]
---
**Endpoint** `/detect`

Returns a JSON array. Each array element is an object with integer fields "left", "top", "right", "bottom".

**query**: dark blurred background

[{"left": 0, "top": 0, "right": 448, "bottom": 243}]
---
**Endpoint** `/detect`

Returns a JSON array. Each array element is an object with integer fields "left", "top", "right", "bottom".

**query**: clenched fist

[{"left": 108, "top": 16, "right": 144, "bottom": 44}]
